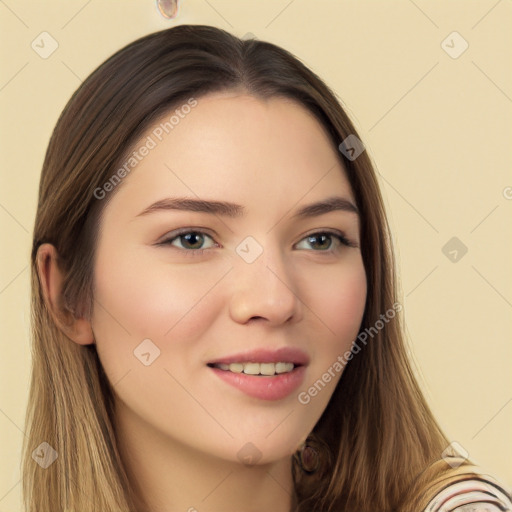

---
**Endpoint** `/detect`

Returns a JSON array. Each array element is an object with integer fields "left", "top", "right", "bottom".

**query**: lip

[
  {"left": 207, "top": 347, "right": 310, "bottom": 366},
  {"left": 209, "top": 365, "right": 306, "bottom": 401},
  {"left": 207, "top": 347, "right": 309, "bottom": 401}
]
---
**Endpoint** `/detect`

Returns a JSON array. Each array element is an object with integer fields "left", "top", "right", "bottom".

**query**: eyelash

[{"left": 158, "top": 228, "right": 358, "bottom": 258}]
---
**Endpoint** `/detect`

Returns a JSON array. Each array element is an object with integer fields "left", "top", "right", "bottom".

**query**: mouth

[
  {"left": 207, "top": 361, "right": 298, "bottom": 376},
  {"left": 206, "top": 347, "right": 308, "bottom": 401}
]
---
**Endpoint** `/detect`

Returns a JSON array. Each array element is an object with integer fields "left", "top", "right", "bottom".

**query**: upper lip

[{"left": 207, "top": 347, "right": 310, "bottom": 366}]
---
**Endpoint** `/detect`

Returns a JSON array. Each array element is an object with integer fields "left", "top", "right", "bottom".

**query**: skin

[{"left": 38, "top": 91, "right": 367, "bottom": 512}]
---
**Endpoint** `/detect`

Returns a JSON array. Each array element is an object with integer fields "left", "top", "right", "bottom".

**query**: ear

[{"left": 36, "top": 243, "right": 94, "bottom": 345}]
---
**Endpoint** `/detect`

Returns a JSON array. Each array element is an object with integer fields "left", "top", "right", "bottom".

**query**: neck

[{"left": 114, "top": 400, "right": 297, "bottom": 512}]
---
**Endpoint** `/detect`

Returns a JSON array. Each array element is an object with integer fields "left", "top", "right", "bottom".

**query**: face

[{"left": 90, "top": 91, "right": 367, "bottom": 465}]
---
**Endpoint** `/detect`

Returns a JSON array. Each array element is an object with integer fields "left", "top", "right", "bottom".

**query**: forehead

[{"left": 103, "top": 91, "right": 355, "bottom": 218}]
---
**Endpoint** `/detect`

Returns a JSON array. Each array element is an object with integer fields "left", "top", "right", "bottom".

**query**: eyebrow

[{"left": 136, "top": 195, "right": 359, "bottom": 219}]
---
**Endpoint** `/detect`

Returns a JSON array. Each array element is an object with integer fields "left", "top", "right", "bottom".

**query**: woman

[{"left": 23, "top": 24, "right": 511, "bottom": 512}]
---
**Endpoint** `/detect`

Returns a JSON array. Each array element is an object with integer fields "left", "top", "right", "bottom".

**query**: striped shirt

[{"left": 423, "top": 474, "right": 512, "bottom": 512}]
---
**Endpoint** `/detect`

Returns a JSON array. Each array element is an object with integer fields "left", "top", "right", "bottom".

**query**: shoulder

[{"left": 423, "top": 472, "right": 512, "bottom": 512}]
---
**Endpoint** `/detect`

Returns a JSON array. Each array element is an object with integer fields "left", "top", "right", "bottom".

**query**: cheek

[
  {"left": 93, "top": 246, "right": 227, "bottom": 334},
  {"left": 91, "top": 247, "right": 229, "bottom": 376},
  {"left": 294, "top": 259, "right": 366, "bottom": 424},
  {"left": 306, "top": 257, "right": 367, "bottom": 349}
]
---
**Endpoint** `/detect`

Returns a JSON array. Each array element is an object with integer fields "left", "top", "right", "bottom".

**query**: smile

[
  {"left": 208, "top": 361, "right": 295, "bottom": 376},
  {"left": 207, "top": 347, "right": 309, "bottom": 400}
]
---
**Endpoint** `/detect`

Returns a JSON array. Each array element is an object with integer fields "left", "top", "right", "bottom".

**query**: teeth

[
  {"left": 260, "top": 363, "right": 276, "bottom": 376},
  {"left": 275, "top": 362, "right": 294, "bottom": 374},
  {"left": 229, "top": 363, "right": 244, "bottom": 373},
  {"left": 243, "top": 362, "right": 260, "bottom": 375},
  {"left": 215, "top": 362, "right": 295, "bottom": 375}
]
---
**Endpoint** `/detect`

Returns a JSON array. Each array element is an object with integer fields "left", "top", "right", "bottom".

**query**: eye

[
  {"left": 158, "top": 228, "right": 358, "bottom": 256},
  {"left": 159, "top": 230, "right": 217, "bottom": 253},
  {"left": 295, "top": 230, "right": 357, "bottom": 252}
]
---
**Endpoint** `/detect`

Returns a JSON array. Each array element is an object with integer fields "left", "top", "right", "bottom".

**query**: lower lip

[{"left": 209, "top": 365, "right": 306, "bottom": 401}]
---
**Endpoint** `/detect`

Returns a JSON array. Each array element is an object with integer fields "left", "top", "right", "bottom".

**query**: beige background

[{"left": 1, "top": 1, "right": 511, "bottom": 509}]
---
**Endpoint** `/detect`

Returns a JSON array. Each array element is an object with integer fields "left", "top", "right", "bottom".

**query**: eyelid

[{"left": 156, "top": 227, "right": 218, "bottom": 244}]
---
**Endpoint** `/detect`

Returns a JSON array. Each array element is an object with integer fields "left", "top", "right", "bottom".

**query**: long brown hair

[{"left": 24, "top": 24, "right": 480, "bottom": 511}]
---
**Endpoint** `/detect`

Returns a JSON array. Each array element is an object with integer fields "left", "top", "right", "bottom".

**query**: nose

[{"left": 228, "top": 243, "right": 304, "bottom": 326}]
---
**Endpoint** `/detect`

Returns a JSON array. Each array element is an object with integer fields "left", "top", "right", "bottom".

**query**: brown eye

[
  {"left": 176, "top": 232, "right": 206, "bottom": 250},
  {"left": 295, "top": 231, "right": 356, "bottom": 252},
  {"left": 306, "top": 234, "right": 333, "bottom": 251},
  {"left": 160, "top": 230, "right": 217, "bottom": 252}
]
